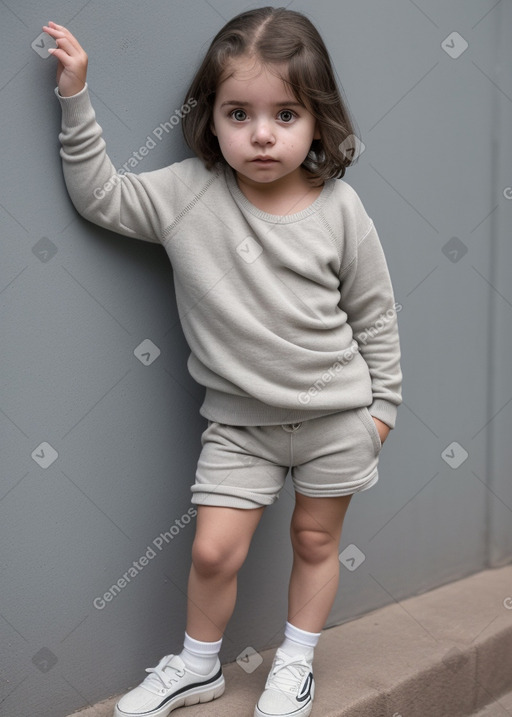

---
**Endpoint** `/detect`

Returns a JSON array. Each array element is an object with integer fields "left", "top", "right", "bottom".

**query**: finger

[
  {"left": 42, "top": 23, "right": 67, "bottom": 36},
  {"left": 53, "top": 36, "right": 77, "bottom": 51},
  {"left": 53, "top": 35, "right": 87, "bottom": 61},
  {"left": 47, "top": 43, "right": 82, "bottom": 67},
  {"left": 46, "top": 21, "right": 68, "bottom": 32},
  {"left": 43, "top": 24, "right": 84, "bottom": 53},
  {"left": 46, "top": 43, "right": 73, "bottom": 64},
  {"left": 46, "top": 47, "right": 69, "bottom": 63}
]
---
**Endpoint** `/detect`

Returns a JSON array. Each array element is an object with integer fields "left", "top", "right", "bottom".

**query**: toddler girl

[{"left": 44, "top": 7, "right": 401, "bottom": 717}]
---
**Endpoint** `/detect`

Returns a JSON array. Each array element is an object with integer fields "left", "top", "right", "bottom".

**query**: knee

[
  {"left": 191, "top": 537, "right": 246, "bottom": 578},
  {"left": 291, "top": 527, "right": 336, "bottom": 565}
]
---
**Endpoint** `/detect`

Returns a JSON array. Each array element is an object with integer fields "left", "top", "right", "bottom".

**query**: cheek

[
  {"left": 219, "top": 131, "right": 241, "bottom": 152},
  {"left": 215, "top": 133, "right": 241, "bottom": 163}
]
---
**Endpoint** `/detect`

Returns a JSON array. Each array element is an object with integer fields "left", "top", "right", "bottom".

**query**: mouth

[{"left": 251, "top": 156, "right": 278, "bottom": 164}]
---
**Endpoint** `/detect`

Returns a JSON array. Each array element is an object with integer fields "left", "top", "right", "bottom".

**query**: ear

[
  {"left": 210, "top": 120, "right": 217, "bottom": 137},
  {"left": 313, "top": 121, "right": 321, "bottom": 141}
]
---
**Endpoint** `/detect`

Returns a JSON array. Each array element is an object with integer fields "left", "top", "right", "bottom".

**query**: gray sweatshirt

[{"left": 55, "top": 84, "right": 402, "bottom": 428}]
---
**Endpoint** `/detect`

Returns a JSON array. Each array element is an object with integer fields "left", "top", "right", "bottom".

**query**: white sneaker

[
  {"left": 254, "top": 648, "right": 315, "bottom": 717},
  {"left": 114, "top": 654, "right": 225, "bottom": 717}
]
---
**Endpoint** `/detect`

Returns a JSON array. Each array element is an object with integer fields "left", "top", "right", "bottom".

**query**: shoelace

[
  {"left": 143, "top": 656, "right": 185, "bottom": 691},
  {"left": 266, "top": 653, "right": 311, "bottom": 694}
]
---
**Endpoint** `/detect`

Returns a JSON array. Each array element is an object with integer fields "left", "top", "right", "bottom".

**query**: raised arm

[{"left": 44, "top": 22, "right": 164, "bottom": 243}]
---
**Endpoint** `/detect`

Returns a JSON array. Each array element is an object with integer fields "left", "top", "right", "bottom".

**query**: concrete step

[
  {"left": 68, "top": 564, "right": 512, "bottom": 717},
  {"left": 473, "top": 689, "right": 512, "bottom": 716}
]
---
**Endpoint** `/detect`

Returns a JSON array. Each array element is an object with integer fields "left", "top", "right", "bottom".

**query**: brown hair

[{"left": 181, "top": 6, "right": 359, "bottom": 182}]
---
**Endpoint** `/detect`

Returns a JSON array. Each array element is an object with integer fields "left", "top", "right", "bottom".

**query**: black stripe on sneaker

[
  {"left": 155, "top": 666, "right": 223, "bottom": 708},
  {"left": 296, "top": 671, "right": 313, "bottom": 703}
]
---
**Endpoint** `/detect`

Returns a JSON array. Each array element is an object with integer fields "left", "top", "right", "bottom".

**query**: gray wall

[{"left": 1, "top": 1, "right": 511, "bottom": 715}]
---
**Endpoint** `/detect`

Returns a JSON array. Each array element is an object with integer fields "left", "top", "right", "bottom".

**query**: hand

[
  {"left": 42, "top": 21, "right": 88, "bottom": 97},
  {"left": 372, "top": 416, "right": 390, "bottom": 446}
]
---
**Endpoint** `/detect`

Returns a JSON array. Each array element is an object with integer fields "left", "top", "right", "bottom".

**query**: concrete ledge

[
  {"left": 69, "top": 565, "right": 512, "bottom": 717},
  {"left": 473, "top": 690, "right": 512, "bottom": 716}
]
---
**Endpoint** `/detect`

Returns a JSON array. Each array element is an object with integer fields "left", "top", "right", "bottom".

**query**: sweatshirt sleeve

[
  {"left": 338, "top": 206, "right": 403, "bottom": 429},
  {"left": 54, "top": 83, "right": 164, "bottom": 243}
]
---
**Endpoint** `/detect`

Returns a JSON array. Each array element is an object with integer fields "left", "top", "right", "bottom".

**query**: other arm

[{"left": 339, "top": 216, "right": 402, "bottom": 439}]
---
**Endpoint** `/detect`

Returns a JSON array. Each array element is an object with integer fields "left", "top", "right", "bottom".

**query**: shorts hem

[
  {"left": 293, "top": 470, "right": 379, "bottom": 498},
  {"left": 191, "top": 492, "right": 277, "bottom": 510}
]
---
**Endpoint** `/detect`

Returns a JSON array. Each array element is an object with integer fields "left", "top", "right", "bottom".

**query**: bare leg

[
  {"left": 186, "top": 505, "right": 265, "bottom": 642},
  {"left": 288, "top": 493, "right": 352, "bottom": 633}
]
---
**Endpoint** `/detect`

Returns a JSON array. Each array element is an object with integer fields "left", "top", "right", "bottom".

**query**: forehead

[{"left": 217, "top": 55, "right": 294, "bottom": 99}]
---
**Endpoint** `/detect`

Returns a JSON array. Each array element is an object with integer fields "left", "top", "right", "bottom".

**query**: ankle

[
  {"left": 179, "top": 632, "right": 222, "bottom": 675},
  {"left": 278, "top": 621, "right": 321, "bottom": 661}
]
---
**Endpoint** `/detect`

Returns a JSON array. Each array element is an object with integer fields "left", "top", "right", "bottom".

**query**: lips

[{"left": 251, "top": 156, "right": 278, "bottom": 164}]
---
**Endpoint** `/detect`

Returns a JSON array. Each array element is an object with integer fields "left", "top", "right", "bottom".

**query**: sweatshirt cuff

[
  {"left": 54, "top": 82, "right": 94, "bottom": 127},
  {"left": 368, "top": 399, "right": 398, "bottom": 429}
]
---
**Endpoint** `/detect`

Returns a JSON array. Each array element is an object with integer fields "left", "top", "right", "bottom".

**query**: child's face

[{"left": 211, "top": 55, "right": 320, "bottom": 189}]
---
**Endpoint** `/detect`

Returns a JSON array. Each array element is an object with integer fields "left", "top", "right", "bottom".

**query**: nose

[{"left": 251, "top": 119, "right": 275, "bottom": 146}]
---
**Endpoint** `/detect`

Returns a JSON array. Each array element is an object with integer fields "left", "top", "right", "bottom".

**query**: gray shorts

[{"left": 191, "top": 408, "right": 383, "bottom": 510}]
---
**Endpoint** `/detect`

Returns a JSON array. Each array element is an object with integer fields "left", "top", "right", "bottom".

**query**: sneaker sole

[
  {"left": 254, "top": 682, "right": 314, "bottom": 717},
  {"left": 254, "top": 705, "right": 313, "bottom": 717},
  {"left": 114, "top": 673, "right": 225, "bottom": 717},
  {"left": 254, "top": 697, "right": 313, "bottom": 717}
]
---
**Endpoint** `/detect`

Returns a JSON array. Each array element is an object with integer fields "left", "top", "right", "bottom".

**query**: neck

[{"left": 235, "top": 168, "right": 324, "bottom": 215}]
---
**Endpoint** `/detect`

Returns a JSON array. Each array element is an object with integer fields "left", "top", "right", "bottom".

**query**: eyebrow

[{"left": 220, "top": 100, "right": 303, "bottom": 108}]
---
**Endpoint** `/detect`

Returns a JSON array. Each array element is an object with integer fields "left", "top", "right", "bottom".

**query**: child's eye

[
  {"left": 231, "top": 109, "right": 247, "bottom": 122},
  {"left": 278, "top": 110, "right": 296, "bottom": 123}
]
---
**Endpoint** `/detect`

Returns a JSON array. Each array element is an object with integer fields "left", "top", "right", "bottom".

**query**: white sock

[
  {"left": 279, "top": 621, "right": 321, "bottom": 662},
  {"left": 179, "top": 632, "right": 222, "bottom": 675}
]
